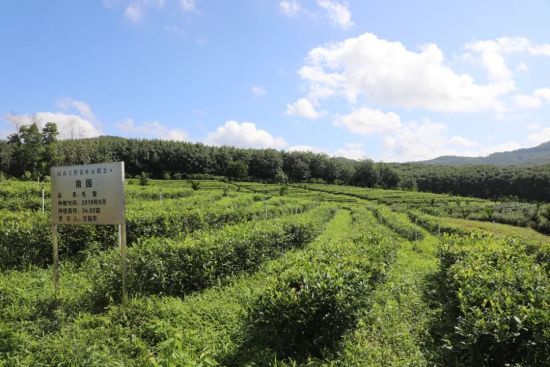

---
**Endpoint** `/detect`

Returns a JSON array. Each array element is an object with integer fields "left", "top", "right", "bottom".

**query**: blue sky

[{"left": 1, "top": 0, "right": 550, "bottom": 161}]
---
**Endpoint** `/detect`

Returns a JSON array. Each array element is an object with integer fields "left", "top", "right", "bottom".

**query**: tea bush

[
  {"left": 436, "top": 233, "right": 550, "bottom": 366},
  {"left": 85, "top": 206, "right": 334, "bottom": 308}
]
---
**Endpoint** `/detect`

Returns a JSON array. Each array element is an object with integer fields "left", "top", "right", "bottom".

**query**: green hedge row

[
  {"left": 85, "top": 205, "right": 335, "bottom": 309},
  {"left": 374, "top": 206, "right": 424, "bottom": 241},
  {"left": 436, "top": 233, "right": 549, "bottom": 366},
  {"left": 408, "top": 210, "right": 470, "bottom": 236},
  {"left": 0, "top": 208, "right": 399, "bottom": 365},
  {"left": 0, "top": 196, "right": 317, "bottom": 270},
  {"left": 240, "top": 208, "right": 398, "bottom": 363}
]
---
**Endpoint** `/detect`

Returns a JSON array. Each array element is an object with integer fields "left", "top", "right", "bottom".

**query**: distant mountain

[{"left": 418, "top": 141, "right": 550, "bottom": 166}]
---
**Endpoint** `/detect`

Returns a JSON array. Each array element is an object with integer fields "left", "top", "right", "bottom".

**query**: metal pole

[
  {"left": 51, "top": 224, "right": 60, "bottom": 297},
  {"left": 119, "top": 223, "right": 128, "bottom": 306}
]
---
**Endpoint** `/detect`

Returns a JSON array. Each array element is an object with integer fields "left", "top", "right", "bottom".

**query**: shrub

[
  {"left": 436, "top": 234, "right": 550, "bottom": 366},
  {"left": 138, "top": 172, "right": 149, "bottom": 186},
  {"left": 190, "top": 180, "right": 200, "bottom": 191},
  {"left": 85, "top": 207, "right": 333, "bottom": 309}
]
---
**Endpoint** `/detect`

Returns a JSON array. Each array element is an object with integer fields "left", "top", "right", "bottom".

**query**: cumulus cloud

[
  {"left": 334, "top": 107, "right": 401, "bottom": 135},
  {"left": 286, "top": 143, "right": 367, "bottom": 160},
  {"left": 516, "top": 61, "right": 529, "bottom": 72},
  {"left": 286, "top": 98, "right": 323, "bottom": 119},
  {"left": 333, "top": 106, "right": 521, "bottom": 161},
  {"left": 380, "top": 120, "right": 521, "bottom": 162},
  {"left": 5, "top": 112, "right": 102, "bottom": 140},
  {"left": 513, "top": 88, "right": 550, "bottom": 109},
  {"left": 206, "top": 121, "right": 286, "bottom": 149},
  {"left": 297, "top": 32, "right": 513, "bottom": 113},
  {"left": 316, "top": 0, "right": 353, "bottom": 30},
  {"left": 116, "top": 0, "right": 191, "bottom": 23},
  {"left": 287, "top": 145, "right": 327, "bottom": 154},
  {"left": 180, "top": 0, "right": 194, "bottom": 12},
  {"left": 279, "top": 0, "right": 300, "bottom": 16},
  {"left": 333, "top": 142, "right": 366, "bottom": 160},
  {"left": 124, "top": 2, "right": 144, "bottom": 23},
  {"left": 251, "top": 85, "right": 267, "bottom": 96},
  {"left": 57, "top": 97, "right": 97, "bottom": 123},
  {"left": 115, "top": 118, "right": 188, "bottom": 141},
  {"left": 465, "top": 37, "right": 550, "bottom": 81},
  {"left": 528, "top": 127, "right": 550, "bottom": 145}
]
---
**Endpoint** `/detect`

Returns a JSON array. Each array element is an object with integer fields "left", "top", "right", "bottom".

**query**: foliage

[
  {"left": 243, "top": 208, "right": 397, "bottom": 363},
  {"left": 190, "top": 180, "right": 200, "bottom": 191},
  {"left": 0, "top": 179, "right": 549, "bottom": 366},
  {"left": 86, "top": 206, "right": 333, "bottom": 309},
  {"left": 138, "top": 172, "right": 149, "bottom": 186},
  {"left": 435, "top": 233, "right": 550, "bottom": 366},
  {"left": 374, "top": 206, "right": 424, "bottom": 241}
]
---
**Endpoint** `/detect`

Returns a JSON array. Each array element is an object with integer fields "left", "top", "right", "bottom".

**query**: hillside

[{"left": 419, "top": 141, "right": 550, "bottom": 166}]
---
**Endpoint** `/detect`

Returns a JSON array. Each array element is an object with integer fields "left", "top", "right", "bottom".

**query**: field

[{"left": 0, "top": 179, "right": 548, "bottom": 366}]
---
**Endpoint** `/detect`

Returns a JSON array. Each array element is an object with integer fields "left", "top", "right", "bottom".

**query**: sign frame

[{"left": 49, "top": 161, "right": 128, "bottom": 305}]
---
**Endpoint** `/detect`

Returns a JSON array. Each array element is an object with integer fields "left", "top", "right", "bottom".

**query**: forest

[{"left": 1, "top": 122, "right": 550, "bottom": 202}]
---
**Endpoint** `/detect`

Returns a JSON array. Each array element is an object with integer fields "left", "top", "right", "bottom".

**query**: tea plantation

[{"left": 0, "top": 180, "right": 548, "bottom": 366}]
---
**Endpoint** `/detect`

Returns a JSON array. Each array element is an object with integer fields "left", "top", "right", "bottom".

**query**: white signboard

[{"left": 51, "top": 162, "right": 125, "bottom": 225}]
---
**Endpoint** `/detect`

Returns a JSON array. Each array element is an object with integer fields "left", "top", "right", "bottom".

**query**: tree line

[{"left": 1, "top": 122, "right": 549, "bottom": 202}]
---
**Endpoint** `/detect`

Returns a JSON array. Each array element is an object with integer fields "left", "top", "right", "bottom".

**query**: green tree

[
  {"left": 8, "top": 123, "right": 44, "bottom": 178},
  {"left": 226, "top": 160, "right": 248, "bottom": 180},
  {"left": 351, "top": 159, "right": 379, "bottom": 188},
  {"left": 376, "top": 163, "right": 400, "bottom": 189}
]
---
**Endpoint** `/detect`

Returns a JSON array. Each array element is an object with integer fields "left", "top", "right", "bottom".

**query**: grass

[
  {"left": 444, "top": 216, "right": 550, "bottom": 243},
  {"left": 322, "top": 217, "right": 441, "bottom": 366}
]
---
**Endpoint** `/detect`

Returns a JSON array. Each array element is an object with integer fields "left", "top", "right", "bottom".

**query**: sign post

[
  {"left": 50, "top": 162, "right": 126, "bottom": 304},
  {"left": 51, "top": 224, "right": 59, "bottom": 297}
]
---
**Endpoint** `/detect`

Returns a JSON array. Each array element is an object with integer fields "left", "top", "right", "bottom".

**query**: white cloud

[
  {"left": 333, "top": 107, "right": 401, "bottom": 135},
  {"left": 115, "top": 118, "right": 188, "bottom": 141},
  {"left": 528, "top": 127, "right": 550, "bottom": 145},
  {"left": 448, "top": 136, "right": 478, "bottom": 148},
  {"left": 527, "top": 122, "right": 542, "bottom": 131},
  {"left": 286, "top": 98, "right": 323, "bottom": 119},
  {"left": 251, "top": 85, "right": 267, "bottom": 96},
  {"left": 333, "top": 106, "right": 522, "bottom": 161},
  {"left": 279, "top": 0, "right": 300, "bottom": 16},
  {"left": 206, "top": 121, "right": 286, "bottom": 149},
  {"left": 180, "top": 0, "right": 194, "bottom": 12},
  {"left": 286, "top": 143, "right": 368, "bottom": 160},
  {"left": 513, "top": 88, "right": 550, "bottom": 109},
  {"left": 379, "top": 120, "right": 521, "bottom": 162},
  {"left": 516, "top": 61, "right": 528, "bottom": 72},
  {"left": 475, "top": 141, "right": 522, "bottom": 156},
  {"left": 5, "top": 112, "right": 102, "bottom": 140},
  {"left": 124, "top": 2, "right": 144, "bottom": 23},
  {"left": 465, "top": 37, "right": 550, "bottom": 81},
  {"left": 297, "top": 32, "right": 513, "bottom": 113},
  {"left": 333, "top": 143, "right": 366, "bottom": 160},
  {"left": 380, "top": 120, "right": 452, "bottom": 161},
  {"left": 118, "top": 0, "right": 185, "bottom": 23},
  {"left": 287, "top": 145, "right": 326, "bottom": 154},
  {"left": 57, "top": 97, "right": 97, "bottom": 123},
  {"left": 316, "top": 0, "right": 353, "bottom": 30}
]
